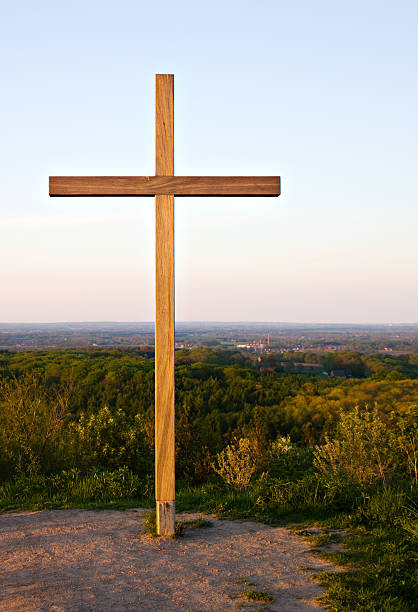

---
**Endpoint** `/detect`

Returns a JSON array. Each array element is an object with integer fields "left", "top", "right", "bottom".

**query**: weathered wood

[
  {"left": 155, "top": 74, "right": 175, "bottom": 535},
  {"left": 49, "top": 175, "right": 280, "bottom": 197},
  {"left": 156, "top": 501, "right": 175, "bottom": 536}
]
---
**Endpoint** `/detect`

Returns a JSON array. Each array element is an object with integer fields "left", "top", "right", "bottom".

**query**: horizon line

[{"left": 1, "top": 320, "right": 417, "bottom": 327}]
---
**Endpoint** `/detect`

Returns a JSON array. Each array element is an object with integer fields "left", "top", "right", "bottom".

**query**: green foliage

[
  {"left": 69, "top": 406, "right": 152, "bottom": 474},
  {"left": 0, "top": 467, "right": 152, "bottom": 509},
  {"left": 212, "top": 437, "right": 257, "bottom": 491},
  {"left": 316, "top": 527, "right": 418, "bottom": 612},
  {"left": 354, "top": 488, "right": 417, "bottom": 528},
  {"left": 0, "top": 376, "right": 72, "bottom": 479},
  {"left": 252, "top": 473, "right": 360, "bottom": 519},
  {"left": 70, "top": 467, "right": 144, "bottom": 502},
  {"left": 143, "top": 509, "right": 158, "bottom": 537},
  {"left": 264, "top": 434, "right": 313, "bottom": 481},
  {"left": 402, "top": 506, "right": 418, "bottom": 539},
  {"left": 172, "top": 521, "right": 187, "bottom": 539},
  {"left": 242, "top": 589, "right": 274, "bottom": 603},
  {"left": 314, "top": 406, "right": 395, "bottom": 487},
  {"left": 1, "top": 348, "right": 418, "bottom": 485},
  {"left": 1, "top": 348, "right": 418, "bottom": 610},
  {"left": 392, "top": 405, "right": 418, "bottom": 485}
]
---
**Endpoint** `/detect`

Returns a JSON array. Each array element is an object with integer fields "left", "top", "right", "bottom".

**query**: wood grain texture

[
  {"left": 155, "top": 74, "right": 174, "bottom": 176},
  {"left": 155, "top": 194, "right": 175, "bottom": 503},
  {"left": 156, "top": 501, "right": 175, "bottom": 536},
  {"left": 155, "top": 74, "right": 175, "bottom": 534},
  {"left": 49, "top": 175, "right": 280, "bottom": 196}
]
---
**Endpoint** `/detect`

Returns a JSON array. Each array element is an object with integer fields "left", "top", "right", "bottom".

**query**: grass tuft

[
  {"left": 143, "top": 509, "right": 158, "bottom": 537},
  {"left": 243, "top": 589, "right": 274, "bottom": 603},
  {"left": 171, "top": 521, "right": 187, "bottom": 539}
]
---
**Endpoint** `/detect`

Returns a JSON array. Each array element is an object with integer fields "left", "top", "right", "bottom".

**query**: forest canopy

[{"left": 0, "top": 347, "right": 417, "bottom": 482}]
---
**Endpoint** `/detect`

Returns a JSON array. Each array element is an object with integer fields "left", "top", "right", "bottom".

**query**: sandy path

[{"left": 0, "top": 509, "right": 336, "bottom": 611}]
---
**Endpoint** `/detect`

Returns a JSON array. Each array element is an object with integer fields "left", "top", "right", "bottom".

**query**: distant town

[{"left": 0, "top": 321, "right": 417, "bottom": 356}]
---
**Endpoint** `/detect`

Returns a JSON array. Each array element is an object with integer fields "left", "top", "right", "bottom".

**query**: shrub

[
  {"left": 391, "top": 405, "right": 418, "bottom": 485},
  {"left": 68, "top": 406, "right": 152, "bottom": 475},
  {"left": 212, "top": 437, "right": 257, "bottom": 491},
  {"left": 265, "top": 435, "right": 313, "bottom": 481},
  {"left": 313, "top": 406, "right": 395, "bottom": 488},
  {"left": 0, "top": 376, "right": 71, "bottom": 479}
]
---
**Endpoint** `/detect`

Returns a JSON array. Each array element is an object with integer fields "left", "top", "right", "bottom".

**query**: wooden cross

[{"left": 49, "top": 74, "right": 281, "bottom": 535}]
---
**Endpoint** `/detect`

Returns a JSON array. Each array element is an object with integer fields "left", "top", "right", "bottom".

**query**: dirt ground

[{"left": 0, "top": 509, "right": 338, "bottom": 611}]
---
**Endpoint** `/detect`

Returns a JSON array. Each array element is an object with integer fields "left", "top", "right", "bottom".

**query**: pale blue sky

[{"left": 1, "top": 0, "right": 417, "bottom": 323}]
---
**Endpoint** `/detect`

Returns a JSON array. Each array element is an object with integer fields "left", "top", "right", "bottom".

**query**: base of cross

[{"left": 156, "top": 500, "right": 175, "bottom": 535}]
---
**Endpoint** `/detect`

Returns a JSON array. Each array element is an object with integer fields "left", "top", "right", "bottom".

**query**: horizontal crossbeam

[{"left": 49, "top": 176, "right": 280, "bottom": 197}]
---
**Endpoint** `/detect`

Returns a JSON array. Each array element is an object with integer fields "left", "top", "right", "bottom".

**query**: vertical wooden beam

[
  {"left": 155, "top": 74, "right": 175, "bottom": 535},
  {"left": 155, "top": 74, "right": 174, "bottom": 176}
]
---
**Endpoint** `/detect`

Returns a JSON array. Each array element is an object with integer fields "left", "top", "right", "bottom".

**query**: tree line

[{"left": 0, "top": 347, "right": 417, "bottom": 483}]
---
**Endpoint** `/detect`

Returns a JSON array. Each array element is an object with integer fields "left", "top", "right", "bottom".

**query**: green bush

[
  {"left": 68, "top": 406, "right": 152, "bottom": 475},
  {"left": 212, "top": 437, "right": 257, "bottom": 491},
  {"left": 314, "top": 406, "right": 395, "bottom": 488},
  {"left": 0, "top": 376, "right": 71, "bottom": 479},
  {"left": 391, "top": 405, "right": 418, "bottom": 486},
  {"left": 265, "top": 435, "right": 313, "bottom": 481}
]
